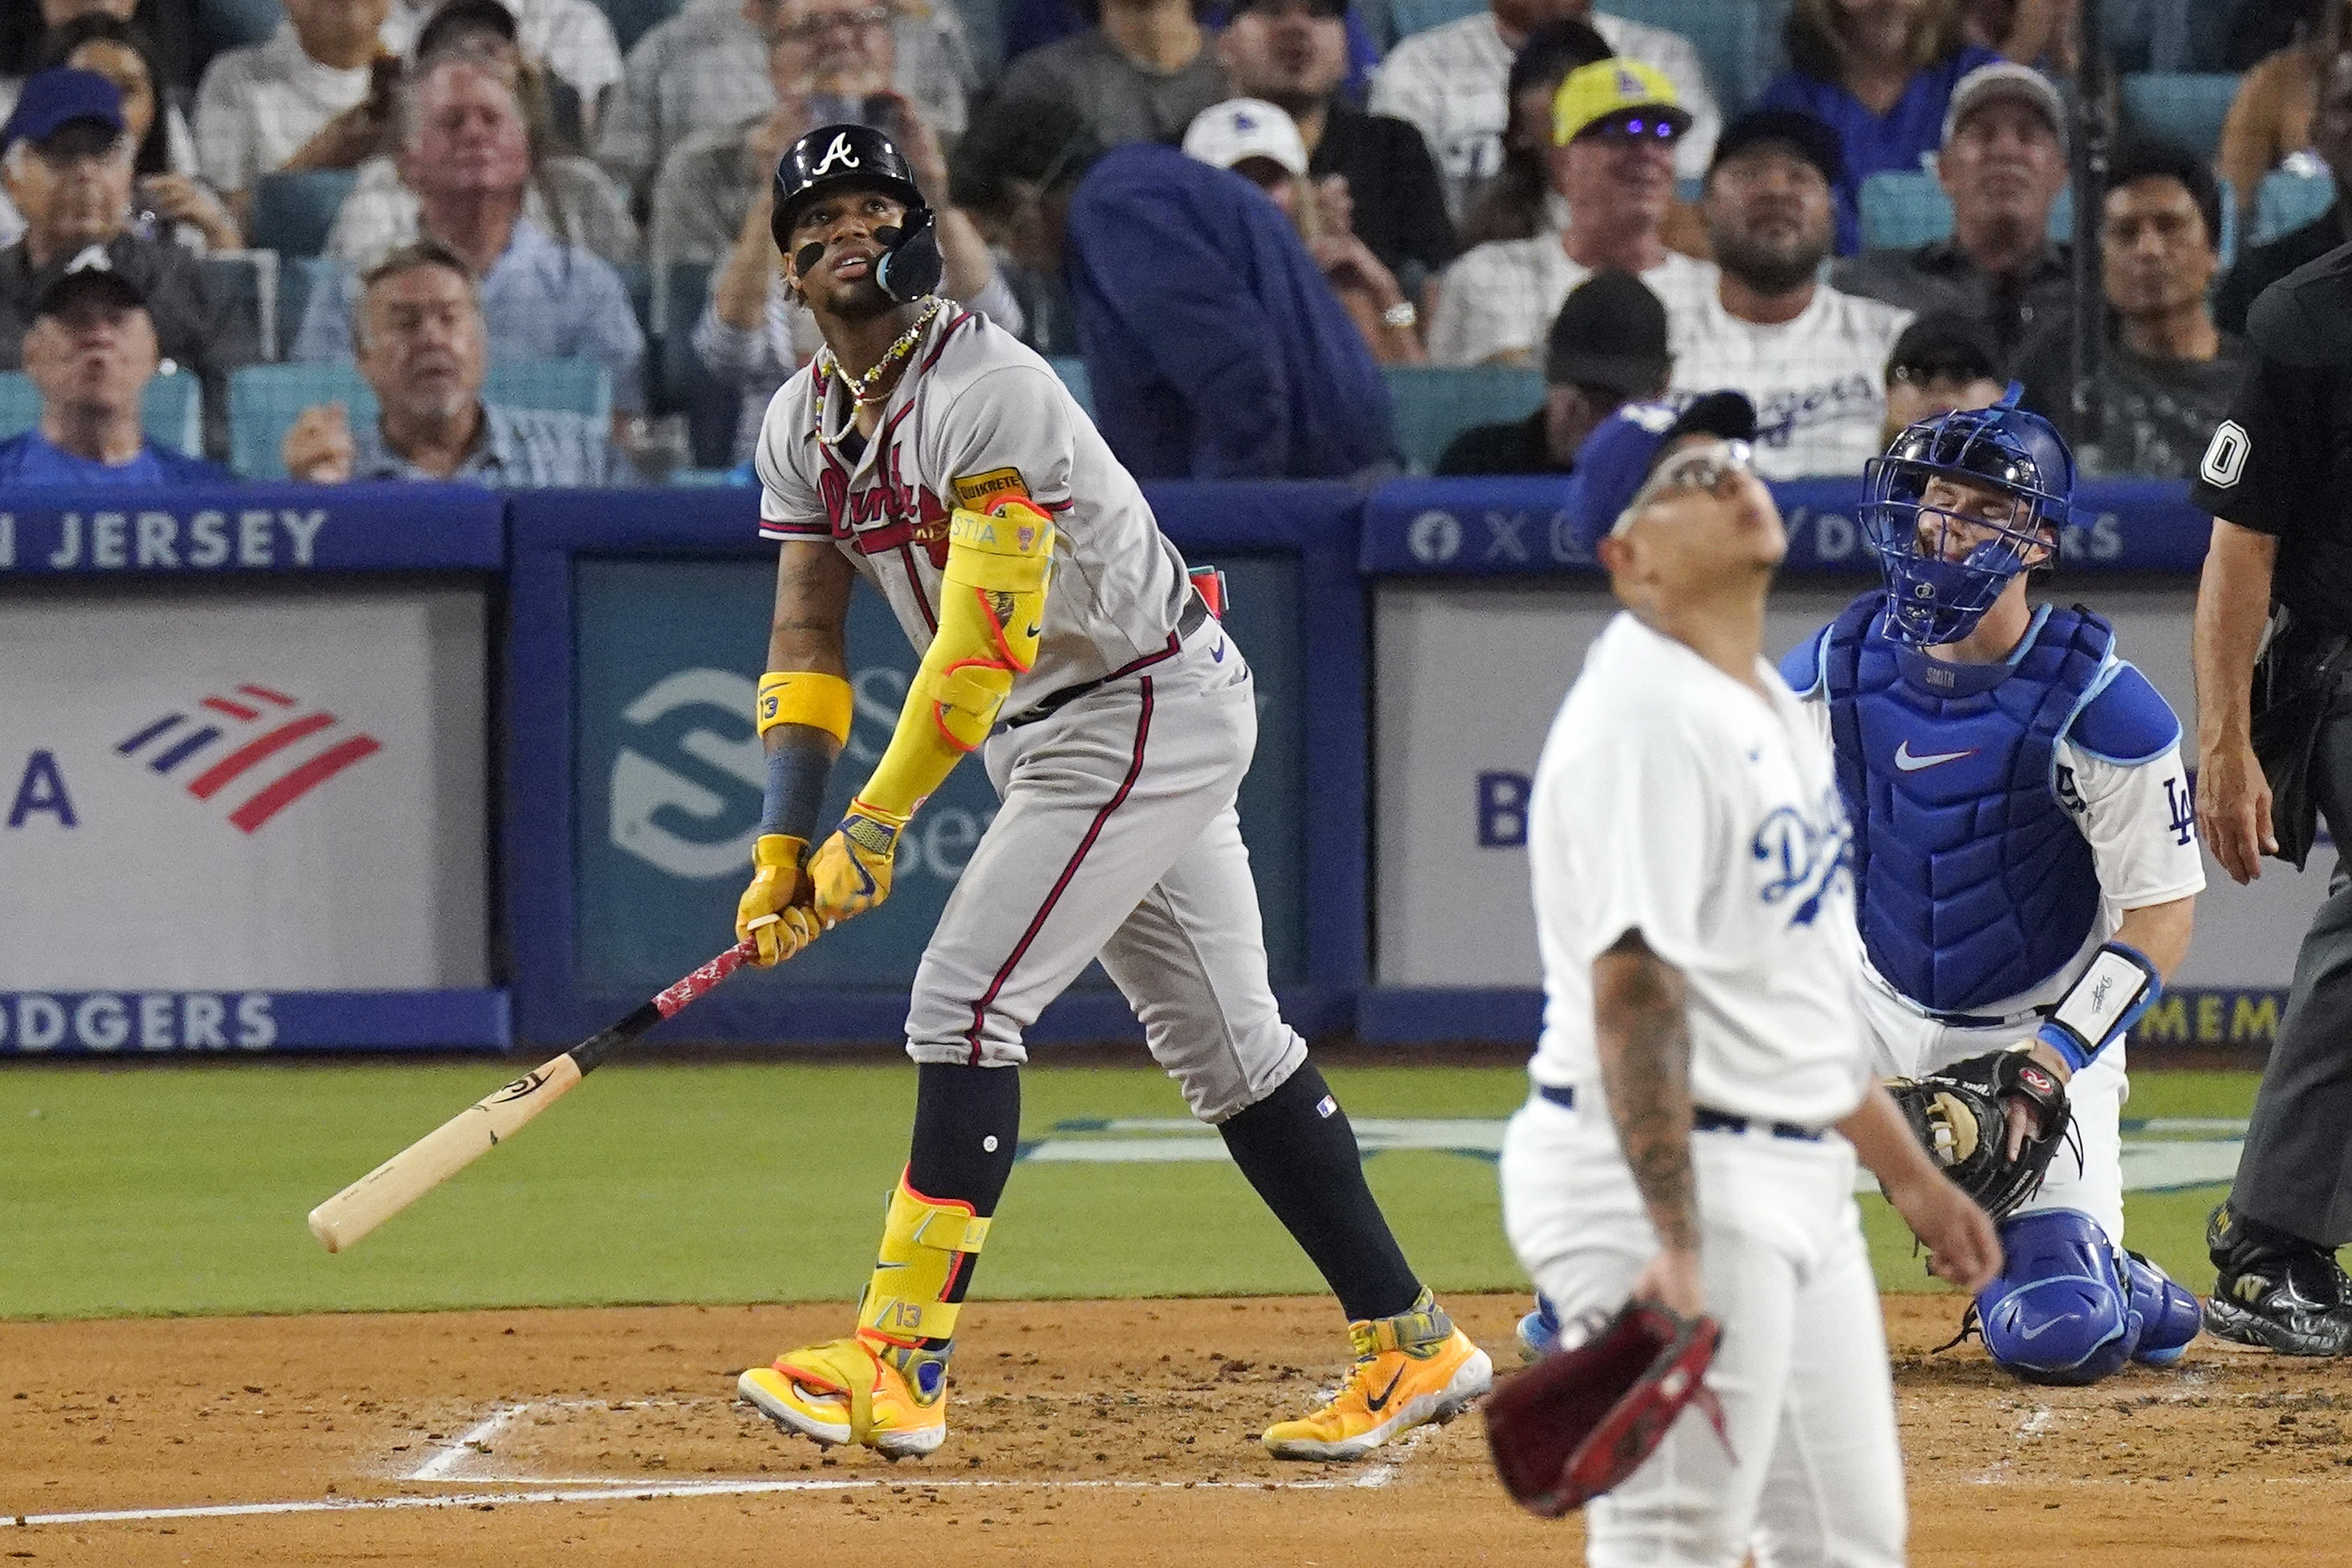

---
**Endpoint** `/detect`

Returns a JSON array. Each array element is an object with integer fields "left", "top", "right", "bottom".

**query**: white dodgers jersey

[{"left": 753, "top": 306, "right": 1193, "bottom": 701}]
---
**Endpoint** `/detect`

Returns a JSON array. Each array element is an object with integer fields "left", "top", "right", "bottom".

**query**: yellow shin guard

[{"left": 853, "top": 1173, "right": 991, "bottom": 1404}]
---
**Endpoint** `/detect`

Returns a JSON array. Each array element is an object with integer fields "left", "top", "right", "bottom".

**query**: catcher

[{"left": 1778, "top": 387, "right": 2206, "bottom": 1384}]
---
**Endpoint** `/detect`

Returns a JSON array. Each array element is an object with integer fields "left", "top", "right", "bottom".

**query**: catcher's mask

[
  {"left": 1860, "top": 384, "right": 2075, "bottom": 648},
  {"left": 773, "top": 124, "right": 945, "bottom": 305}
]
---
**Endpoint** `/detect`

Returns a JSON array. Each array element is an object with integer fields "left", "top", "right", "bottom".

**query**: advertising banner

[
  {"left": 571, "top": 556, "right": 1306, "bottom": 997},
  {"left": 0, "top": 581, "right": 493, "bottom": 1052},
  {"left": 1370, "top": 580, "right": 2326, "bottom": 1046}
]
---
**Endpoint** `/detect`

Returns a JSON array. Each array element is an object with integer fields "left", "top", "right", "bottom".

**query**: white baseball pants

[{"left": 1501, "top": 1092, "right": 1907, "bottom": 1568}]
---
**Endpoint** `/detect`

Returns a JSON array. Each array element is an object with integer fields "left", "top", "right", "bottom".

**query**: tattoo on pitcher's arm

[{"left": 1593, "top": 929, "right": 1699, "bottom": 1252}]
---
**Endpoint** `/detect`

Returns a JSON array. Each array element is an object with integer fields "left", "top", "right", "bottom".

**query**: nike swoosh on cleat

[
  {"left": 1364, "top": 1366, "right": 1407, "bottom": 1413},
  {"left": 1894, "top": 740, "right": 1977, "bottom": 772}
]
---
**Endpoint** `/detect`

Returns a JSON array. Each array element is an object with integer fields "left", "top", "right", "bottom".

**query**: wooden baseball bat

[{"left": 306, "top": 934, "right": 764, "bottom": 1253}]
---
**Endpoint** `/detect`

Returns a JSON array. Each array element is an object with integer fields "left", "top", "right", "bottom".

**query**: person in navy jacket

[{"left": 950, "top": 92, "right": 1397, "bottom": 481}]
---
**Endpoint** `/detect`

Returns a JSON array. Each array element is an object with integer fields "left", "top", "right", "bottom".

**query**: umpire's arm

[{"left": 2194, "top": 519, "right": 2280, "bottom": 884}]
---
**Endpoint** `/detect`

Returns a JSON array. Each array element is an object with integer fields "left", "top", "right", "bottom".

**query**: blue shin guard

[
  {"left": 1978, "top": 1209, "right": 2139, "bottom": 1386},
  {"left": 2126, "top": 1251, "right": 2200, "bottom": 1366}
]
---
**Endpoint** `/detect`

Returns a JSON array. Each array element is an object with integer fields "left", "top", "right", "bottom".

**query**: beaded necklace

[{"left": 822, "top": 296, "right": 946, "bottom": 410}]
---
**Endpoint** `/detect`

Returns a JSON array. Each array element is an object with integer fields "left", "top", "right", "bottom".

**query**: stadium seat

[
  {"left": 278, "top": 254, "right": 334, "bottom": 363},
  {"left": 594, "top": 0, "right": 688, "bottom": 52},
  {"left": 1044, "top": 356, "right": 1094, "bottom": 419},
  {"left": 2119, "top": 73, "right": 2238, "bottom": 160},
  {"left": 651, "top": 260, "right": 743, "bottom": 468},
  {"left": 1384, "top": 364, "right": 1545, "bottom": 475},
  {"left": 1598, "top": 0, "right": 1762, "bottom": 118},
  {"left": 0, "top": 367, "right": 204, "bottom": 456},
  {"left": 195, "top": 0, "right": 284, "bottom": 57},
  {"left": 2256, "top": 168, "right": 2336, "bottom": 244},
  {"left": 203, "top": 250, "right": 281, "bottom": 361},
  {"left": 1389, "top": 0, "right": 1482, "bottom": 41},
  {"left": 230, "top": 359, "right": 613, "bottom": 478},
  {"left": 249, "top": 170, "right": 358, "bottom": 260},
  {"left": 1859, "top": 169, "right": 2237, "bottom": 266}
]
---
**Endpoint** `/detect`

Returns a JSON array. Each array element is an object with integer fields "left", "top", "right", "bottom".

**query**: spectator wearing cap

[
  {"left": 1183, "top": 97, "right": 1424, "bottom": 364},
  {"left": 293, "top": 46, "right": 647, "bottom": 424},
  {"left": 952, "top": 93, "right": 1396, "bottom": 480},
  {"left": 1435, "top": 266, "right": 1669, "bottom": 474},
  {"left": 35, "top": 14, "right": 234, "bottom": 253},
  {"left": 283, "top": 237, "right": 634, "bottom": 485},
  {"left": 1457, "top": 17, "right": 1608, "bottom": 249},
  {"left": 1673, "top": 108, "right": 1912, "bottom": 479},
  {"left": 2016, "top": 140, "right": 2249, "bottom": 480},
  {"left": 1880, "top": 310, "right": 2004, "bottom": 442},
  {"left": 996, "top": 0, "right": 1227, "bottom": 148},
  {"left": 379, "top": 0, "right": 622, "bottom": 134},
  {"left": 1369, "top": 0, "right": 1719, "bottom": 225},
  {"left": 1755, "top": 0, "right": 2007, "bottom": 257},
  {"left": 1831, "top": 61, "right": 2073, "bottom": 363},
  {"left": 1561, "top": 387, "right": 1759, "bottom": 557},
  {"left": 1217, "top": 0, "right": 1453, "bottom": 298},
  {"left": 2217, "top": 41, "right": 2352, "bottom": 338},
  {"left": 0, "top": 260, "right": 227, "bottom": 483},
  {"left": 593, "top": 0, "right": 974, "bottom": 213},
  {"left": 324, "top": 23, "right": 639, "bottom": 269},
  {"left": 0, "top": 69, "right": 256, "bottom": 457},
  {"left": 194, "top": 0, "right": 395, "bottom": 223},
  {"left": 1429, "top": 59, "right": 1716, "bottom": 369}
]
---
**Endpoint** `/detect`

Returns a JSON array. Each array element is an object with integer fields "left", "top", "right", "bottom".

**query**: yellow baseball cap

[{"left": 1552, "top": 59, "right": 1691, "bottom": 148}]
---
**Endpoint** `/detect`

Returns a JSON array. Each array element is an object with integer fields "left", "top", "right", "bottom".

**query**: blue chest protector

[{"left": 1809, "top": 592, "right": 2115, "bottom": 1013}]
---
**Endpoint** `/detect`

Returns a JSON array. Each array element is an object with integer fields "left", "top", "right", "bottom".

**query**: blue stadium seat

[
  {"left": 196, "top": 0, "right": 284, "bottom": 56},
  {"left": 0, "top": 368, "right": 204, "bottom": 456},
  {"left": 651, "top": 260, "right": 743, "bottom": 467},
  {"left": 1384, "top": 364, "right": 1545, "bottom": 475},
  {"left": 230, "top": 359, "right": 612, "bottom": 478},
  {"left": 1044, "top": 356, "right": 1093, "bottom": 419},
  {"left": 2119, "top": 73, "right": 2238, "bottom": 160},
  {"left": 1598, "top": 0, "right": 1762, "bottom": 118},
  {"left": 2256, "top": 168, "right": 2336, "bottom": 244},
  {"left": 1389, "top": 0, "right": 1482, "bottom": 41},
  {"left": 249, "top": 170, "right": 358, "bottom": 260},
  {"left": 203, "top": 250, "right": 280, "bottom": 361},
  {"left": 1859, "top": 169, "right": 2237, "bottom": 265},
  {"left": 595, "top": 0, "right": 688, "bottom": 52}
]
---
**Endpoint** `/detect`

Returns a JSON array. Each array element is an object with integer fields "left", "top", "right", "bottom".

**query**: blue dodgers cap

[
  {"left": 1563, "top": 391, "right": 1758, "bottom": 553},
  {"left": 0, "top": 68, "right": 127, "bottom": 156}
]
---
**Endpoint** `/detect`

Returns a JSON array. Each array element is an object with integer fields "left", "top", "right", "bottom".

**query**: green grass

[{"left": 0, "top": 1063, "right": 2261, "bottom": 1320}]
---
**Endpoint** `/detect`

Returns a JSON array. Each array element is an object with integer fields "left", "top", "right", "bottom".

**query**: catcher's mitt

[
  {"left": 1888, "top": 1048, "right": 2070, "bottom": 1222},
  {"left": 1484, "top": 1299, "right": 1730, "bottom": 1517}
]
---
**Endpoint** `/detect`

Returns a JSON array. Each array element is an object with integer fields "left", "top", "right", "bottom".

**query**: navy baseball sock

[
  {"left": 1219, "top": 1062, "right": 1423, "bottom": 1324},
  {"left": 906, "top": 1061, "right": 1021, "bottom": 1304}
]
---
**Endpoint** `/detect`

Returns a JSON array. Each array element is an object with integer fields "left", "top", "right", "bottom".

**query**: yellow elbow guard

[
  {"left": 859, "top": 503, "right": 1054, "bottom": 817},
  {"left": 756, "top": 669, "right": 854, "bottom": 743}
]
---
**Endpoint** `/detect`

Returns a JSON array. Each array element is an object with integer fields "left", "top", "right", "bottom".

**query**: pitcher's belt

[
  {"left": 1536, "top": 1083, "right": 1823, "bottom": 1142},
  {"left": 1001, "top": 590, "right": 1211, "bottom": 730}
]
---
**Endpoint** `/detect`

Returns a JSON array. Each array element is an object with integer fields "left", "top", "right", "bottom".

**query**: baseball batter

[
  {"left": 727, "top": 124, "right": 1490, "bottom": 1461},
  {"left": 1499, "top": 394, "right": 1998, "bottom": 1566},
  {"left": 1780, "top": 388, "right": 2205, "bottom": 1385}
]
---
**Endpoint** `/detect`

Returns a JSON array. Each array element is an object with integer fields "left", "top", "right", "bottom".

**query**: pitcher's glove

[
  {"left": 1484, "top": 1300, "right": 1730, "bottom": 1518},
  {"left": 1888, "top": 1048, "right": 2070, "bottom": 1222}
]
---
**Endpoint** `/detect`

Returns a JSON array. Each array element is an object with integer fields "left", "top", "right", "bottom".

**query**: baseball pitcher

[
  {"left": 1778, "top": 387, "right": 2207, "bottom": 1384},
  {"left": 1500, "top": 393, "right": 1997, "bottom": 1564},
  {"left": 728, "top": 124, "right": 1490, "bottom": 1461}
]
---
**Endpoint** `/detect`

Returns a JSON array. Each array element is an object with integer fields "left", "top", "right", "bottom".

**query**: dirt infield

[{"left": 6, "top": 1294, "right": 2351, "bottom": 1566}]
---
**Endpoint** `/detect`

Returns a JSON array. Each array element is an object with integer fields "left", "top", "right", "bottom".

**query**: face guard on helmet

[{"left": 1859, "top": 383, "right": 2076, "bottom": 647}]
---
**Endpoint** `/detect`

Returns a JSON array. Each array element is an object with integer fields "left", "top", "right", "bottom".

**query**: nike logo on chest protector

[{"left": 1892, "top": 739, "right": 1978, "bottom": 772}]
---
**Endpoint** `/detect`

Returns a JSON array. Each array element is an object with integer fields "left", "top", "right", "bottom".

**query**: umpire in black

[{"left": 2191, "top": 241, "right": 2352, "bottom": 1356}]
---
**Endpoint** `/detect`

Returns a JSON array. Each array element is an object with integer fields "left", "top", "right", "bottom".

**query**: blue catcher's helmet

[{"left": 1860, "top": 384, "right": 2075, "bottom": 646}]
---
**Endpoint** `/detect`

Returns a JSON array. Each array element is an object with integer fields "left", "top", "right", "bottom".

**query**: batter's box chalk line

[{"left": 0, "top": 1401, "right": 1437, "bottom": 1530}]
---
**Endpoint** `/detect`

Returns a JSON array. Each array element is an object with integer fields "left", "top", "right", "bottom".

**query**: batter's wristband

[
  {"left": 757, "top": 670, "right": 854, "bottom": 743},
  {"left": 760, "top": 740, "right": 833, "bottom": 840}
]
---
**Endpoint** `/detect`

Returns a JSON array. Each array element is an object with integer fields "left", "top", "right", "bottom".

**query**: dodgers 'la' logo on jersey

[
  {"left": 1751, "top": 787, "right": 1854, "bottom": 928},
  {"left": 810, "top": 133, "right": 861, "bottom": 177}
]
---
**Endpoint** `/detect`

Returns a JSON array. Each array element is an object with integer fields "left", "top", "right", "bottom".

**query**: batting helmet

[
  {"left": 772, "top": 124, "right": 943, "bottom": 305},
  {"left": 1859, "top": 384, "right": 2076, "bottom": 647}
]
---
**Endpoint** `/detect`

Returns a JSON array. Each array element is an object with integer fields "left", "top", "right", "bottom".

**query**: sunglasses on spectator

[
  {"left": 776, "top": 6, "right": 892, "bottom": 39},
  {"left": 1583, "top": 115, "right": 1681, "bottom": 148},
  {"left": 1613, "top": 440, "right": 1756, "bottom": 536}
]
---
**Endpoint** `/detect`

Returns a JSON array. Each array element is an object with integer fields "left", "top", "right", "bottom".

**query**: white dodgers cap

[{"left": 1182, "top": 98, "right": 1310, "bottom": 177}]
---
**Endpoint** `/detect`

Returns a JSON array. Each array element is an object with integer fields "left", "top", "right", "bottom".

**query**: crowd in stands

[{"left": 0, "top": 0, "right": 2331, "bottom": 491}]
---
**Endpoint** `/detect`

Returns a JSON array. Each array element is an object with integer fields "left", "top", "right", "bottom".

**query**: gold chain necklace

[{"left": 823, "top": 296, "right": 945, "bottom": 408}]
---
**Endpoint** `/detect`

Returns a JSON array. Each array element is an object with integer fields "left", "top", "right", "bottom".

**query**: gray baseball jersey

[{"left": 752, "top": 305, "right": 1305, "bottom": 1120}]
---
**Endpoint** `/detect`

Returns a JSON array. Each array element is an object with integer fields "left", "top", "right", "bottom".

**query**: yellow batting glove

[
  {"left": 736, "top": 833, "right": 819, "bottom": 966},
  {"left": 808, "top": 800, "right": 910, "bottom": 926}
]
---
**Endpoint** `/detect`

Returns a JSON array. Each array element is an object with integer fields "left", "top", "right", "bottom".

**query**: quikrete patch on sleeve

[{"left": 951, "top": 468, "right": 1032, "bottom": 510}]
